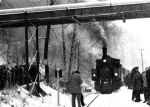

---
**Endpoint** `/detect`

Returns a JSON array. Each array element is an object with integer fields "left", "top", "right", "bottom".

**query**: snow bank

[
  {"left": 0, "top": 83, "right": 72, "bottom": 107},
  {"left": 40, "top": 82, "right": 72, "bottom": 107}
]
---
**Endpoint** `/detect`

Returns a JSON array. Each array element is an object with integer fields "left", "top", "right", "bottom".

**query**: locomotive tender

[{"left": 91, "top": 47, "right": 122, "bottom": 94}]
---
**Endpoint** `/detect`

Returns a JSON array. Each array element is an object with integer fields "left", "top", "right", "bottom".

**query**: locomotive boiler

[{"left": 91, "top": 47, "right": 122, "bottom": 94}]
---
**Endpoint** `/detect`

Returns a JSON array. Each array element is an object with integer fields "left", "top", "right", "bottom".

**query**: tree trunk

[
  {"left": 77, "top": 42, "right": 80, "bottom": 70},
  {"left": 73, "top": 40, "right": 78, "bottom": 70},
  {"left": 68, "top": 24, "right": 76, "bottom": 77},
  {"left": 62, "top": 24, "right": 66, "bottom": 70},
  {"left": 67, "top": 0, "right": 79, "bottom": 77}
]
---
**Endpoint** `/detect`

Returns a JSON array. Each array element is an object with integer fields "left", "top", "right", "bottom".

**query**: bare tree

[
  {"left": 67, "top": 0, "right": 79, "bottom": 77},
  {"left": 68, "top": 24, "right": 77, "bottom": 77},
  {"left": 77, "top": 42, "right": 80, "bottom": 70},
  {"left": 62, "top": 25, "right": 66, "bottom": 70}
]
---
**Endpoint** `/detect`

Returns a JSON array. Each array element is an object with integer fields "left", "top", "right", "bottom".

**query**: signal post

[{"left": 55, "top": 69, "right": 62, "bottom": 106}]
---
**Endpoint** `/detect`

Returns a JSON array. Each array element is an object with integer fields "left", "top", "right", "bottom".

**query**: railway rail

[
  {"left": 86, "top": 94, "right": 100, "bottom": 107},
  {"left": 85, "top": 91, "right": 116, "bottom": 107}
]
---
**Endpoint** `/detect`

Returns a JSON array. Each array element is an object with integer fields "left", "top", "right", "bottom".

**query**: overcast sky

[
  {"left": 109, "top": 0, "right": 150, "bottom": 71},
  {"left": 85, "top": 0, "right": 150, "bottom": 72},
  {"left": 115, "top": 0, "right": 150, "bottom": 72}
]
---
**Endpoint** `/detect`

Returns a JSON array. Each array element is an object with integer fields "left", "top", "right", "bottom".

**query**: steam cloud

[{"left": 89, "top": 26, "right": 107, "bottom": 48}]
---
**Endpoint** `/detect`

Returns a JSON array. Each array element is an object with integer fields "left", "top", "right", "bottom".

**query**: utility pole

[{"left": 139, "top": 49, "right": 144, "bottom": 72}]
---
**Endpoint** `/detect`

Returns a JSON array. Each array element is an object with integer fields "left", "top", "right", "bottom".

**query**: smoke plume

[{"left": 89, "top": 26, "right": 107, "bottom": 48}]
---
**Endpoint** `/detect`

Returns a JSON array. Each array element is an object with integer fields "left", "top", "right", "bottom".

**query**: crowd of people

[
  {"left": 0, "top": 64, "right": 38, "bottom": 90},
  {"left": 130, "top": 66, "right": 150, "bottom": 106}
]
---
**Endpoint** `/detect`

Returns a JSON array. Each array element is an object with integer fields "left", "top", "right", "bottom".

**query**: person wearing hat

[
  {"left": 68, "top": 70, "right": 83, "bottom": 107},
  {"left": 132, "top": 67, "right": 143, "bottom": 102}
]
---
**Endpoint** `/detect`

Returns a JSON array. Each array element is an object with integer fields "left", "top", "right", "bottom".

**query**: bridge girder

[{"left": 0, "top": 1, "right": 150, "bottom": 27}]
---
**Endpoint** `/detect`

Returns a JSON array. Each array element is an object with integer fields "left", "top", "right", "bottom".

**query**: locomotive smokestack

[{"left": 102, "top": 47, "right": 107, "bottom": 59}]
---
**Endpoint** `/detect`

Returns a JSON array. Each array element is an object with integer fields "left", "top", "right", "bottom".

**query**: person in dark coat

[
  {"left": 146, "top": 67, "right": 150, "bottom": 106},
  {"left": 146, "top": 67, "right": 150, "bottom": 88},
  {"left": 68, "top": 70, "right": 83, "bottom": 107},
  {"left": 132, "top": 67, "right": 143, "bottom": 102},
  {"left": 11, "top": 67, "right": 15, "bottom": 86},
  {"left": 0, "top": 67, "right": 2, "bottom": 90},
  {"left": 70, "top": 71, "right": 86, "bottom": 106},
  {"left": 131, "top": 67, "right": 137, "bottom": 101},
  {"left": 142, "top": 67, "right": 149, "bottom": 103},
  {"left": 15, "top": 65, "right": 19, "bottom": 85}
]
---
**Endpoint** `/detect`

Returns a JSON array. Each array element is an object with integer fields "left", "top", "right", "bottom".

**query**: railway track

[
  {"left": 86, "top": 93, "right": 100, "bottom": 107},
  {"left": 85, "top": 91, "right": 115, "bottom": 107}
]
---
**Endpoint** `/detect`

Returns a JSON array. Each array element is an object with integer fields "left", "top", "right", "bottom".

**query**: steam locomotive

[{"left": 91, "top": 48, "right": 122, "bottom": 94}]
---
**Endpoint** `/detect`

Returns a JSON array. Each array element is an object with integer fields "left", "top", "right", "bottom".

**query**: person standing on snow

[
  {"left": 146, "top": 67, "right": 150, "bottom": 106},
  {"left": 132, "top": 67, "right": 143, "bottom": 102},
  {"left": 68, "top": 70, "right": 83, "bottom": 107},
  {"left": 142, "top": 67, "right": 149, "bottom": 103},
  {"left": 131, "top": 67, "right": 136, "bottom": 101}
]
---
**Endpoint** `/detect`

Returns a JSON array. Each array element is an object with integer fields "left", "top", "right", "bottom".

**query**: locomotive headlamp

[
  {"left": 114, "top": 73, "right": 118, "bottom": 76},
  {"left": 103, "top": 59, "right": 106, "bottom": 62},
  {"left": 93, "top": 74, "right": 96, "bottom": 77}
]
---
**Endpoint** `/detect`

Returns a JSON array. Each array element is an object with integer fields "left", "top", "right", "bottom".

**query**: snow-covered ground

[
  {"left": 0, "top": 82, "right": 72, "bottom": 107},
  {"left": 85, "top": 86, "right": 149, "bottom": 107},
  {"left": 0, "top": 84, "right": 149, "bottom": 107}
]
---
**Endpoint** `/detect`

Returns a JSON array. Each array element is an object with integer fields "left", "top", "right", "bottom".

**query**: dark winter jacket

[
  {"left": 132, "top": 71, "right": 142, "bottom": 90},
  {"left": 68, "top": 72, "right": 83, "bottom": 93},
  {"left": 142, "top": 71, "right": 147, "bottom": 87},
  {"left": 146, "top": 69, "right": 150, "bottom": 88}
]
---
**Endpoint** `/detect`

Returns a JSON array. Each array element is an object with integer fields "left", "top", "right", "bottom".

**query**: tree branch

[{"left": 51, "top": 28, "right": 62, "bottom": 54}]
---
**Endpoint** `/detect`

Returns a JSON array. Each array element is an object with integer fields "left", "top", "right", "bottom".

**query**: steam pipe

[{"left": 0, "top": 0, "right": 150, "bottom": 15}]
